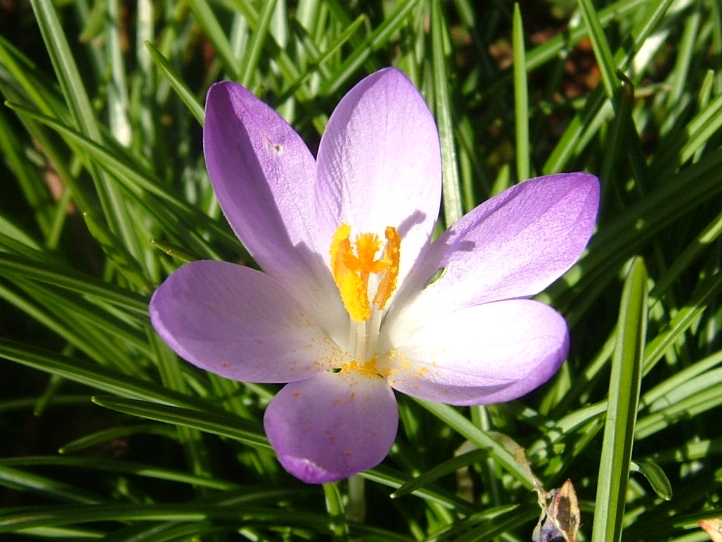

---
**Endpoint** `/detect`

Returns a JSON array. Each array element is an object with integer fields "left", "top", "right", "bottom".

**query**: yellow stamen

[
  {"left": 373, "top": 227, "right": 400, "bottom": 311},
  {"left": 330, "top": 223, "right": 401, "bottom": 322}
]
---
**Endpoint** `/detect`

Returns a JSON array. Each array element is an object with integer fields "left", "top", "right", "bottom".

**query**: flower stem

[{"left": 323, "top": 482, "right": 349, "bottom": 541}]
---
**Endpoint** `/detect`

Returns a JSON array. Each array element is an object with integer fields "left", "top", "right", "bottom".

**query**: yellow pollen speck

[
  {"left": 329, "top": 223, "right": 401, "bottom": 322},
  {"left": 340, "top": 357, "right": 381, "bottom": 378}
]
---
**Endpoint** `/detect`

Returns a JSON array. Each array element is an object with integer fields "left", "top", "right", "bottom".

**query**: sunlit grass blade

[
  {"left": 0, "top": 339, "right": 208, "bottom": 409},
  {"left": 411, "top": 398, "right": 534, "bottom": 489},
  {"left": 578, "top": 0, "right": 621, "bottom": 99},
  {"left": 431, "top": 0, "right": 462, "bottom": 226},
  {"left": 642, "top": 270, "right": 722, "bottom": 375},
  {"left": 0, "top": 463, "right": 104, "bottom": 505},
  {"left": 6, "top": 101, "right": 240, "bottom": 257},
  {"left": 512, "top": 4, "right": 530, "bottom": 181},
  {"left": 632, "top": 458, "right": 672, "bottom": 501},
  {"left": 58, "top": 424, "right": 178, "bottom": 454},
  {"left": 145, "top": 42, "right": 205, "bottom": 125},
  {"left": 83, "top": 212, "right": 153, "bottom": 294},
  {"left": 319, "top": 0, "right": 422, "bottom": 96},
  {"left": 92, "top": 396, "right": 270, "bottom": 451},
  {"left": 186, "top": 0, "right": 241, "bottom": 81},
  {"left": 238, "top": 0, "right": 278, "bottom": 87},
  {"left": 31, "top": 0, "right": 142, "bottom": 260},
  {"left": 0, "top": 252, "right": 148, "bottom": 317},
  {"left": 391, "top": 448, "right": 486, "bottom": 498},
  {"left": 0, "top": 502, "right": 332, "bottom": 535},
  {"left": 323, "top": 482, "right": 349, "bottom": 540},
  {"left": 591, "top": 257, "right": 647, "bottom": 542},
  {"left": 2, "top": 457, "right": 241, "bottom": 491},
  {"left": 360, "top": 466, "right": 477, "bottom": 515},
  {"left": 636, "top": 378, "right": 722, "bottom": 440},
  {"left": 525, "top": 0, "right": 648, "bottom": 71}
]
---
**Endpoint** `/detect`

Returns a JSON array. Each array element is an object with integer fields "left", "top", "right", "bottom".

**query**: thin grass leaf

[
  {"left": 360, "top": 466, "right": 477, "bottom": 515},
  {"left": 411, "top": 398, "right": 534, "bottom": 489},
  {"left": 512, "top": 4, "right": 530, "bottom": 181},
  {"left": 6, "top": 102, "right": 240, "bottom": 257},
  {"left": 632, "top": 458, "right": 673, "bottom": 501},
  {"left": 145, "top": 42, "right": 205, "bottom": 125},
  {"left": 0, "top": 463, "right": 104, "bottom": 505},
  {"left": 0, "top": 503, "right": 332, "bottom": 534},
  {"left": 31, "top": 0, "right": 142, "bottom": 260},
  {"left": 578, "top": 0, "right": 621, "bottom": 99},
  {"left": 58, "top": 424, "right": 179, "bottom": 454},
  {"left": 643, "top": 270, "right": 722, "bottom": 376},
  {"left": 0, "top": 339, "right": 209, "bottom": 410},
  {"left": 318, "top": 0, "right": 422, "bottom": 96},
  {"left": 106, "top": 0, "right": 132, "bottom": 146},
  {"left": 431, "top": 0, "right": 462, "bottom": 226},
  {"left": 323, "top": 482, "right": 349, "bottom": 541},
  {"left": 591, "top": 257, "right": 647, "bottom": 542},
  {"left": 91, "top": 396, "right": 270, "bottom": 451},
  {"left": 238, "top": 0, "right": 278, "bottom": 87},
  {"left": 0, "top": 252, "right": 148, "bottom": 317},
  {"left": 186, "top": 0, "right": 241, "bottom": 81},
  {"left": 391, "top": 448, "right": 486, "bottom": 499},
  {"left": 2, "top": 457, "right": 241, "bottom": 492}
]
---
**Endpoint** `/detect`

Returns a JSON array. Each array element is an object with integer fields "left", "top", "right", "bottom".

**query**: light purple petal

[
  {"left": 382, "top": 299, "right": 569, "bottom": 406},
  {"left": 149, "top": 260, "right": 348, "bottom": 383},
  {"left": 203, "top": 82, "right": 346, "bottom": 339},
  {"left": 264, "top": 371, "right": 398, "bottom": 483},
  {"left": 390, "top": 173, "right": 599, "bottom": 324},
  {"left": 315, "top": 68, "right": 441, "bottom": 283}
]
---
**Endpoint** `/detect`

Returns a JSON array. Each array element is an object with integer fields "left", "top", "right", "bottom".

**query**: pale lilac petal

[
  {"left": 382, "top": 299, "right": 569, "bottom": 406},
  {"left": 315, "top": 68, "right": 441, "bottom": 283},
  {"left": 389, "top": 173, "right": 599, "bottom": 325},
  {"left": 149, "top": 261, "right": 347, "bottom": 383},
  {"left": 264, "top": 371, "right": 398, "bottom": 483},
  {"left": 204, "top": 82, "right": 346, "bottom": 341}
]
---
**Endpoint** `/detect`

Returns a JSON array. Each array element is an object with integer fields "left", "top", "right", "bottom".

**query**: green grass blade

[
  {"left": 91, "top": 396, "right": 270, "bottom": 450},
  {"left": 0, "top": 463, "right": 104, "bottom": 505},
  {"left": 411, "top": 398, "right": 533, "bottom": 489},
  {"left": 591, "top": 257, "right": 647, "bottom": 542},
  {"left": 145, "top": 42, "right": 205, "bottom": 125},
  {"left": 431, "top": 0, "right": 462, "bottom": 225},
  {"left": 578, "top": 0, "right": 620, "bottom": 99},
  {"left": 0, "top": 338, "right": 206, "bottom": 410},
  {"left": 512, "top": 4, "right": 530, "bottom": 181},
  {"left": 0, "top": 252, "right": 148, "bottom": 317},
  {"left": 187, "top": 0, "right": 241, "bottom": 81},
  {"left": 238, "top": 0, "right": 278, "bottom": 87},
  {"left": 31, "top": 0, "right": 142, "bottom": 261},
  {"left": 2, "top": 457, "right": 240, "bottom": 491}
]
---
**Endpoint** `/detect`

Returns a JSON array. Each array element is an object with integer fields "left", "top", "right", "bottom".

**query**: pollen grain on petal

[{"left": 340, "top": 356, "right": 382, "bottom": 378}]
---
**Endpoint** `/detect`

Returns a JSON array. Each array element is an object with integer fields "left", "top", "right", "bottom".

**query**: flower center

[
  {"left": 330, "top": 223, "right": 400, "bottom": 322},
  {"left": 330, "top": 223, "right": 400, "bottom": 366}
]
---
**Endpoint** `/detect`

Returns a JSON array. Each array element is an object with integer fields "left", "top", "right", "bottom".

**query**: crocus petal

[
  {"left": 149, "top": 261, "right": 347, "bottom": 383},
  {"left": 264, "top": 371, "right": 398, "bottom": 483},
  {"left": 383, "top": 299, "right": 569, "bottom": 406},
  {"left": 390, "top": 173, "right": 599, "bottom": 327},
  {"left": 204, "top": 82, "right": 346, "bottom": 340},
  {"left": 315, "top": 68, "right": 441, "bottom": 282}
]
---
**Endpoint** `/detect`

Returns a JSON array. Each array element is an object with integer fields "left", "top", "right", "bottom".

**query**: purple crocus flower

[{"left": 150, "top": 67, "right": 599, "bottom": 484}]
